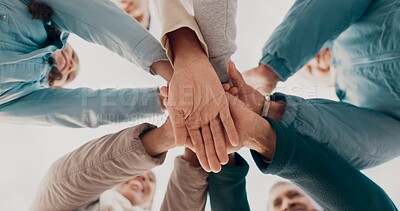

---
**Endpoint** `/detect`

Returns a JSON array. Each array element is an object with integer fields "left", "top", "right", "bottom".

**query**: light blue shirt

[{"left": 0, "top": 0, "right": 167, "bottom": 127}]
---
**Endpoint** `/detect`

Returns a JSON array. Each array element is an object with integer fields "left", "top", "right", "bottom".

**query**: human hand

[
  {"left": 225, "top": 62, "right": 286, "bottom": 121},
  {"left": 224, "top": 61, "right": 265, "bottom": 115},
  {"left": 224, "top": 93, "right": 276, "bottom": 160},
  {"left": 161, "top": 58, "right": 239, "bottom": 173},
  {"left": 115, "top": 0, "right": 150, "bottom": 29},
  {"left": 243, "top": 64, "right": 280, "bottom": 95}
]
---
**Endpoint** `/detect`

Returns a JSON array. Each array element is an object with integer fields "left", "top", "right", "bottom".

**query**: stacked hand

[
  {"left": 159, "top": 60, "right": 285, "bottom": 172},
  {"left": 160, "top": 57, "right": 239, "bottom": 172}
]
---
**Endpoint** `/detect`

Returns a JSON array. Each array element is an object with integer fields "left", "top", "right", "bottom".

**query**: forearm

[
  {"left": 261, "top": 0, "right": 373, "bottom": 80},
  {"left": 209, "top": 153, "right": 251, "bottom": 211},
  {"left": 41, "top": 0, "right": 167, "bottom": 73},
  {"left": 140, "top": 122, "right": 175, "bottom": 156},
  {"left": 30, "top": 123, "right": 167, "bottom": 211},
  {"left": 0, "top": 88, "right": 163, "bottom": 128},
  {"left": 161, "top": 155, "right": 208, "bottom": 211},
  {"left": 244, "top": 117, "right": 276, "bottom": 161},
  {"left": 154, "top": 0, "right": 209, "bottom": 63},
  {"left": 277, "top": 94, "right": 400, "bottom": 169},
  {"left": 251, "top": 118, "right": 397, "bottom": 210},
  {"left": 168, "top": 27, "right": 208, "bottom": 66}
]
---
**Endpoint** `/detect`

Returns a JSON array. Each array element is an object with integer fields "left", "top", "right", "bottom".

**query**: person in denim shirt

[
  {"left": 0, "top": 0, "right": 172, "bottom": 127},
  {"left": 241, "top": 0, "right": 400, "bottom": 169}
]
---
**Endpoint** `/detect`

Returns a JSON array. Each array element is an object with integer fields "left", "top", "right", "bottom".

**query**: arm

[
  {"left": 276, "top": 94, "right": 400, "bottom": 170},
  {"left": 0, "top": 87, "right": 163, "bottom": 127},
  {"left": 260, "top": 0, "right": 373, "bottom": 81},
  {"left": 161, "top": 148, "right": 209, "bottom": 211},
  {"left": 30, "top": 122, "right": 175, "bottom": 211},
  {"left": 227, "top": 62, "right": 400, "bottom": 170},
  {"left": 192, "top": 0, "right": 238, "bottom": 82},
  {"left": 37, "top": 0, "right": 171, "bottom": 78},
  {"left": 250, "top": 118, "right": 397, "bottom": 210},
  {"left": 208, "top": 153, "right": 251, "bottom": 211}
]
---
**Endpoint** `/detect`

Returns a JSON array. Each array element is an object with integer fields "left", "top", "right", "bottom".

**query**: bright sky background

[{"left": 0, "top": 0, "right": 399, "bottom": 210}]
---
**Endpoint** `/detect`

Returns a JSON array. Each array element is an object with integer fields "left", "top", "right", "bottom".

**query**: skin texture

[
  {"left": 116, "top": 171, "right": 156, "bottom": 209},
  {"left": 268, "top": 182, "right": 321, "bottom": 211},
  {"left": 159, "top": 87, "right": 276, "bottom": 160},
  {"left": 50, "top": 44, "right": 80, "bottom": 88},
  {"left": 225, "top": 61, "right": 286, "bottom": 121},
  {"left": 165, "top": 27, "right": 239, "bottom": 173},
  {"left": 243, "top": 64, "right": 280, "bottom": 95}
]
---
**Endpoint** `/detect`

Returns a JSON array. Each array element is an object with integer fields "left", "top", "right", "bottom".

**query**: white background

[{"left": 0, "top": 0, "right": 399, "bottom": 210}]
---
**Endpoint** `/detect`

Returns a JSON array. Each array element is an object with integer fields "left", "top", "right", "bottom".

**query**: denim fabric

[
  {"left": 0, "top": 0, "right": 167, "bottom": 127},
  {"left": 251, "top": 118, "right": 397, "bottom": 210},
  {"left": 260, "top": 0, "right": 400, "bottom": 118},
  {"left": 279, "top": 94, "right": 400, "bottom": 170},
  {"left": 260, "top": 0, "right": 400, "bottom": 168}
]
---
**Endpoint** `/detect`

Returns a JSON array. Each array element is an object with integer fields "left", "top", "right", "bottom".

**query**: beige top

[
  {"left": 154, "top": 0, "right": 209, "bottom": 62},
  {"left": 30, "top": 123, "right": 208, "bottom": 211}
]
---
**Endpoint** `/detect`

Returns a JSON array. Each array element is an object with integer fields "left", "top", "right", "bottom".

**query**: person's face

[
  {"left": 304, "top": 48, "right": 332, "bottom": 74},
  {"left": 50, "top": 44, "right": 80, "bottom": 87},
  {"left": 117, "top": 171, "right": 156, "bottom": 209},
  {"left": 268, "top": 183, "right": 320, "bottom": 211},
  {"left": 116, "top": 0, "right": 150, "bottom": 29}
]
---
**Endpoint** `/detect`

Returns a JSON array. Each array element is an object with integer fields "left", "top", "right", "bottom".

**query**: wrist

[
  {"left": 150, "top": 61, "right": 173, "bottom": 81},
  {"left": 245, "top": 118, "right": 276, "bottom": 160},
  {"left": 140, "top": 124, "right": 175, "bottom": 157},
  {"left": 267, "top": 101, "right": 286, "bottom": 121},
  {"left": 167, "top": 27, "right": 207, "bottom": 66},
  {"left": 182, "top": 148, "right": 201, "bottom": 167}
]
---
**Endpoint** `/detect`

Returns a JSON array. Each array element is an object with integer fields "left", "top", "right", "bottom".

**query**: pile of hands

[{"left": 159, "top": 58, "right": 282, "bottom": 172}]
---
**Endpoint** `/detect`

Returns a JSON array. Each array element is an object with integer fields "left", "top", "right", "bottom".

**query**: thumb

[{"left": 227, "top": 61, "right": 245, "bottom": 88}]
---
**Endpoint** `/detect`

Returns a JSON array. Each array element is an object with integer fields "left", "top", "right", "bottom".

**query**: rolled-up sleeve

[
  {"left": 30, "top": 123, "right": 167, "bottom": 211},
  {"left": 260, "top": 0, "right": 373, "bottom": 80},
  {"left": 154, "top": 0, "right": 209, "bottom": 62},
  {"left": 40, "top": 0, "right": 168, "bottom": 72}
]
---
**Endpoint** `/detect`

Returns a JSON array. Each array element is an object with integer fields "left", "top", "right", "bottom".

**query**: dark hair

[{"left": 28, "top": 2, "right": 63, "bottom": 86}]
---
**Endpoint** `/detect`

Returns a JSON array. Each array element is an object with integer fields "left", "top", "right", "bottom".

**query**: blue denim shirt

[
  {"left": 0, "top": 0, "right": 166, "bottom": 127},
  {"left": 260, "top": 0, "right": 400, "bottom": 118}
]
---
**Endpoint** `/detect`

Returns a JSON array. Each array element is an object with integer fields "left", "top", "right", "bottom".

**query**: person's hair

[{"left": 28, "top": 2, "right": 63, "bottom": 86}]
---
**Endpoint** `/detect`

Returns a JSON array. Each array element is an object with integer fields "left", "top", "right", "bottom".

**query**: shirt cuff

[
  {"left": 211, "top": 153, "right": 250, "bottom": 179},
  {"left": 259, "top": 53, "right": 292, "bottom": 81},
  {"left": 134, "top": 35, "right": 169, "bottom": 73},
  {"left": 155, "top": 0, "right": 209, "bottom": 63},
  {"left": 250, "top": 117, "right": 290, "bottom": 175}
]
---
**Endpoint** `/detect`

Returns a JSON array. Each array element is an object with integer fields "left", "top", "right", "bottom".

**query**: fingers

[
  {"left": 223, "top": 83, "right": 232, "bottom": 91},
  {"left": 201, "top": 125, "right": 222, "bottom": 172},
  {"left": 210, "top": 117, "right": 229, "bottom": 165},
  {"left": 165, "top": 91, "right": 187, "bottom": 146},
  {"left": 228, "top": 87, "right": 239, "bottom": 96},
  {"left": 189, "top": 128, "right": 211, "bottom": 172},
  {"left": 227, "top": 61, "right": 245, "bottom": 88},
  {"left": 160, "top": 86, "right": 168, "bottom": 98},
  {"left": 219, "top": 107, "right": 240, "bottom": 147}
]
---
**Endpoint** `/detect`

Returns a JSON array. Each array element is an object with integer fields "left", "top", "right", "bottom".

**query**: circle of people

[{"left": 1, "top": 0, "right": 399, "bottom": 210}]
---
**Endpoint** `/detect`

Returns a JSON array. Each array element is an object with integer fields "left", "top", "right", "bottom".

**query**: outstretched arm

[
  {"left": 250, "top": 118, "right": 397, "bottom": 210},
  {"left": 30, "top": 122, "right": 175, "bottom": 211},
  {"left": 0, "top": 87, "right": 164, "bottom": 128},
  {"left": 36, "top": 0, "right": 172, "bottom": 79},
  {"left": 260, "top": 0, "right": 373, "bottom": 81},
  {"left": 161, "top": 148, "right": 209, "bottom": 211}
]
